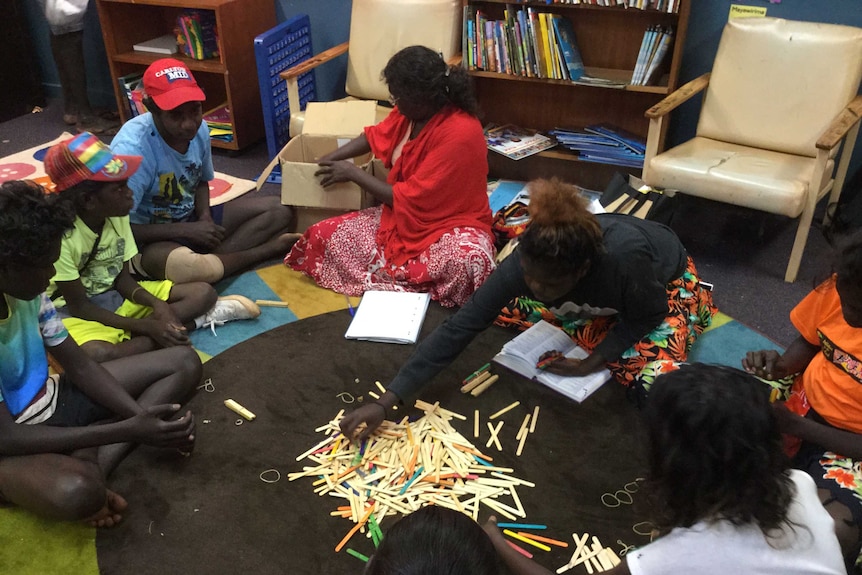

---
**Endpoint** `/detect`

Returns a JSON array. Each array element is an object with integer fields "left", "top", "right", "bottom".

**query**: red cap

[
  {"left": 44, "top": 132, "right": 142, "bottom": 192},
  {"left": 143, "top": 58, "right": 206, "bottom": 110}
]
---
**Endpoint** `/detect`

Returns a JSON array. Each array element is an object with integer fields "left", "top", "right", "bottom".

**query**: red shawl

[{"left": 365, "top": 106, "right": 492, "bottom": 266}]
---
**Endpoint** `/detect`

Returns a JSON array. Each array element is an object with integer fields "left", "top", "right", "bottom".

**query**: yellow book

[{"left": 538, "top": 13, "right": 553, "bottom": 79}]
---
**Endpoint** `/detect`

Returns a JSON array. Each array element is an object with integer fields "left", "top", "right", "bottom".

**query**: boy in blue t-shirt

[{"left": 0, "top": 180, "right": 200, "bottom": 527}]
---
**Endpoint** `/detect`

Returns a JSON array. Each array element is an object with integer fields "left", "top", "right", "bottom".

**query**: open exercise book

[
  {"left": 493, "top": 320, "right": 611, "bottom": 403},
  {"left": 344, "top": 291, "right": 431, "bottom": 344}
]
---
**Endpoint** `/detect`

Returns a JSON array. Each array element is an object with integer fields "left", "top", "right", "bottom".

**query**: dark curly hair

[
  {"left": 644, "top": 363, "right": 795, "bottom": 539},
  {"left": 518, "top": 178, "right": 604, "bottom": 272},
  {"left": 364, "top": 506, "right": 501, "bottom": 575},
  {"left": 0, "top": 181, "right": 76, "bottom": 267},
  {"left": 383, "top": 45, "right": 478, "bottom": 116}
]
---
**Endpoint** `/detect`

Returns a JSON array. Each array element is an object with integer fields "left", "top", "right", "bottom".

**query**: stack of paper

[
  {"left": 344, "top": 291, "right": 431, "bottom": 344},
  {"left": 204, "top": 104, "right": 233, "bottom": 143}
]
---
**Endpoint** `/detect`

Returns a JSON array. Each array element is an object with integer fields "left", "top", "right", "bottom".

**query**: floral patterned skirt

[
  {"left": 495, "top": 256, "right": 716, "bottom": 389},
  {"left": 284, "top": 206, "right": 497, "bottom": 308}
]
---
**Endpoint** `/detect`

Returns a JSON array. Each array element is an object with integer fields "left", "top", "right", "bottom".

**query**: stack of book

[
  {"left": 548, "top": 124, "right": 646, "bottom": 168},
  {"left": 203, "top": 104, "right": 233, "bottom": 143},
  {"left": 630, "top": 25, "right": 675, "bottom": 86},
  {"left": 463, "top": 6, "right": 585, "bottom": 82},
  {"left": 539, "top": 0, "right": 679, "bottom": 11},
  {"left": 117, "top": 72, "right": 146, "bottom": 118},
  {"left": 176, "top": 9, "right": 219, "bottom": 60},
  {"left": 485, "top": 124, "right": 557, "bottom": 161}
]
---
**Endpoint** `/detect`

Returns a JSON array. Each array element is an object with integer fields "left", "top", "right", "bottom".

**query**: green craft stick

[{"left": 346, "top": 548, "right": 369, "bottom": 562}]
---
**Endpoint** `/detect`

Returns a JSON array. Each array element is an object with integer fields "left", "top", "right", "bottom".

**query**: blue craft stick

[
  {"left": 399, "top": 466, "right": 424, "bottom": 495},
  {"left": 495, "top": 522, "right": 548, "bottom": 530},
  {"left": 473, "top": 454, "right": 493, "bottom": 467}
]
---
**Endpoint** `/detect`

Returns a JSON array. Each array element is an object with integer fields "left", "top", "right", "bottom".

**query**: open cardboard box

[{"left": 256, "top": 101, "right": 388, "bottom": 230}]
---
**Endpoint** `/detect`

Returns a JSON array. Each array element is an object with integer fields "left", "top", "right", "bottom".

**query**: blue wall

[{"left": 24, "top": 0, "right": 862, "bottom": 178}]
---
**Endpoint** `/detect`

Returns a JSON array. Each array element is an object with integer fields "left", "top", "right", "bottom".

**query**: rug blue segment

[
  {"left": 190, "top": 270, "right": 297, "bottom": 357},
  {"left": 688, "top": 320, "right": 785, "bottom": 367}
]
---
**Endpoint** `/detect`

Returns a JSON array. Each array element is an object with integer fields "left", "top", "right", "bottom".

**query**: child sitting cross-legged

[
  {"left": 0, "top": 180, "right": 200, "bottom": 527},
  {"left": 43, "top": 133, "right": 260, "bottom": 362}
]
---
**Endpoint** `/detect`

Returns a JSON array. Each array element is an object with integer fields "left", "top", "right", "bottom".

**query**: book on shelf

[
  {"left": 549, "top": 124, "right": 646, "bottom": 168},
  {"left": 344, "top": 291, "right": 431, "bottom": 345},
  {"left": 132, "top": 34, "right": 178, "bottom": 55},
  {"left": 631, "top": 26, "right": 674, "bottom": 86},
  {"left": 493, "top": 320, "right": 611, "bottom": 404},
  {"left": 551, "top": 15, "right": 584, "bottom": 81},
  {"left": 485, "top": 124, "right": 557, "bottom": 161},
  {"left": 117, "top": 72, "right": 146, "bottom": 118},
  {"left": 203, "top": 104, "right": 233, "bottom": 142}
]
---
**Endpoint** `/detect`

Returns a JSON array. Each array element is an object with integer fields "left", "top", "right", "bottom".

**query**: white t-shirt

[{"left": 626, "top": 470, "right": 844, "bottom": 575}]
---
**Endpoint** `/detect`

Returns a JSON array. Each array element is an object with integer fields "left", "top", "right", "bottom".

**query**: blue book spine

[{"left": 551, "top": 15, "right": 584, "bottom": 81}]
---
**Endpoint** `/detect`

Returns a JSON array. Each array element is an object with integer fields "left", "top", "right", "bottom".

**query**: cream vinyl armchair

[
  {"left": 279, "top": 0, "right": 462, "bottom": 138},
  {"left": 642, "top": 17, "right": 862, "bottom": 282}
]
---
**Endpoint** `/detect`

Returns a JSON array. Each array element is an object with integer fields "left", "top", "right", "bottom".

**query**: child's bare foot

[
  {"left": 85, "top": 490, "right": 128, "bottom": 528},
  {"left": 277, "top": 232, "right": 303, "bottom": 254}
]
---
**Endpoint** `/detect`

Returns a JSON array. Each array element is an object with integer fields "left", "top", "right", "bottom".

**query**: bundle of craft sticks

[
  {"left": 556, "top": 533, "right": 622, "bottom": 574},
  {"left": 289, "top": 400, "right": 535, "bottom": 551}
]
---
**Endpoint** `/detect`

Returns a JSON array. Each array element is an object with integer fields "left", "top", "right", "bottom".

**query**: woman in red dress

[{"left": 284, "top": 46, "right": 496, "bottom": 307}]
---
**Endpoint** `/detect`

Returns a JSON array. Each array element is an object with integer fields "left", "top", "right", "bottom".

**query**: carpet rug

[
  {"left": 0, "top": 260, "right": 781, "bottom": 574},
  {"left": 0, "top": 131, "right": 255, "bottom": 205}
]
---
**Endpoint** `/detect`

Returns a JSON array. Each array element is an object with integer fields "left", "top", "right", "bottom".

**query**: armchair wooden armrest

[
  {"left": 645, "top": 73, "right": 711, "bottom": 119},
  {"left": 817, "top": 94, "right": 862, "bottom": 150},
  {"left": 280, "top": 42, "right": 349, "bottom": 81},
  {"left": 280, "top": 42, "right": 350, "bottom": 129}
]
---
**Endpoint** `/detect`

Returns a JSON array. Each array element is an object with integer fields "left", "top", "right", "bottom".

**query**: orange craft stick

[
  {"left": 517, "top": 532, "right": 570, "bottom": 547},
  {"left": 335, "top": 505, "right": 375, "bottom": 552}
]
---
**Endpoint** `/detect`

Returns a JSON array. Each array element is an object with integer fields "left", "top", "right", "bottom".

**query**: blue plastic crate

[{"left": 254, "top": 14, "right": 317, "bottom": 182}]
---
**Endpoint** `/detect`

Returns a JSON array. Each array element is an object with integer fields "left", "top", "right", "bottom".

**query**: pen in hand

[{"left": 536, "top": 351, "right": 565, "bottom": 370}]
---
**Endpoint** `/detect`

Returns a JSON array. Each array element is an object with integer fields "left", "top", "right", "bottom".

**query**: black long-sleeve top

[{"left": 388, "top": 214, "right": 688, "bottom": 402}]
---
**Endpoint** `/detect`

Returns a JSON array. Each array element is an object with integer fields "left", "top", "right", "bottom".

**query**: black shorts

[{"left": 42, "top": 376, "right": 114, "bottom": 428}]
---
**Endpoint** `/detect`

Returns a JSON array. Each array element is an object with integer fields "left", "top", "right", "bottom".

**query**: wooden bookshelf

[
  {"left": 463, "top": 0, "right": 690, "bottom": 190},
  {"left": 95, "top": 0, "right": 275, "bottom": 151}
]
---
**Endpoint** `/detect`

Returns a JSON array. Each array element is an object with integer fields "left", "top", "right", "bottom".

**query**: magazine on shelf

[
  {"left": 485, "top": 124, "right": 557, "bottom": 160},
  {"left": 493, "top": 320, "right": 611, "bottom": 403}
]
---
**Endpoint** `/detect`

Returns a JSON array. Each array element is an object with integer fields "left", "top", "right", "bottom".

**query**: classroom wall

[{"left": 23, "top": 0, "right": 862, "bottom": 179}]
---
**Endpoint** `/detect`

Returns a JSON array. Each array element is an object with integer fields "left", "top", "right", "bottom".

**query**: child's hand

[
  {"left": 482, "top": 516, "right": 505, "bottom": 542},
  {"left": 536, "top": 350, "right": 564, "bottom": 370},
  {"left": 126, "top": 405, "right": 195, "bottom": 448},
  {"left": 182, "top": 221, "right": 225, "bottom": 251},
  {"left": 142, "top": 317, "right": 190, "bottom": 347},
  {"left": 742, "top": 350, "right": 783, "bottom": 380}
]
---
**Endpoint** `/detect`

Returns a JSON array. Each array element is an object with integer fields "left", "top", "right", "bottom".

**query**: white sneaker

[{"left": 200, "top": 295, "right": 261, "bottom": 336}]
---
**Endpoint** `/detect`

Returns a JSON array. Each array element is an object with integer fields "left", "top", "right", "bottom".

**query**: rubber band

[
  {"left": 632, "top": 521, "right": 655, "bottom": 536},
  {"left": 614, "top": 489, "right": 633, "bottom": 505},
  {"left": 196, "top": 378, "right": 215, "bottom": 392},
  {"left": 601, "top": 493, "right": 621, "bottom": 508},
  {"left": 617, "top": 540, "right": 635, "bottom": 556},
  {"left": 259, "top": 469, "right": 281, "bottom": 483},
  {"left": 235, "top": 419, "right": 243, "bottom": 426},
  {"left": 336, "top": 392, "right": 355, "bottom": 404},
  {"left": 623, "top": 481, "right": 640, "bottom": 494}
]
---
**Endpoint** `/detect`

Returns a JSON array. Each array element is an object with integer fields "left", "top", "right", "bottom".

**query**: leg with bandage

[{"left": 165, "top": 247, "right": 225, "bottom": 283}]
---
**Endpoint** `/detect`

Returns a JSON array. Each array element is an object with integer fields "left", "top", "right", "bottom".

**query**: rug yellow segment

[
  {"left": 0, "top": 508, "right": 98, "bottom": 575},
  {"left": 702, "top": 311, "right": 733, "bottom": 333},
  {"left": 256, "top": 265, "right": 358, "bottom": 319}
]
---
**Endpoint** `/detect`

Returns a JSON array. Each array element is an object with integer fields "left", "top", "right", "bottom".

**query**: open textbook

[
  {"left": 344, "top": 291, "right": 431, "bottom": 344},
  {"left": 493, "top": 320, "right": 611, "bottom": 403}
]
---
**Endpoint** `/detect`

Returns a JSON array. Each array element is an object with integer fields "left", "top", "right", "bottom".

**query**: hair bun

[{"left": 527, "top": 178, "right": 589, "bottom": 226}]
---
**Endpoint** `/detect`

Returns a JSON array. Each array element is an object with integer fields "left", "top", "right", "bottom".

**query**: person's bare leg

[
  {"left": 819, "top": 488, "right": 860, "bottom": 567},
  {"left": 0, "top": 451, "right": 117, "bottom": 524},
  {"left": 94, "top": 347, "right": 202, "bottom": 475},
  {"left": 216, "top": 195, "right": 294, "bottom": 253},
  {"left": 80, "top": 338, "right": 157, "bottom": 362},
  {"left": 139, "top": 241, "right": 181, "bottom": 279},
  {"left": 166, "top": 282, "right": 218, "bottom": 327}
]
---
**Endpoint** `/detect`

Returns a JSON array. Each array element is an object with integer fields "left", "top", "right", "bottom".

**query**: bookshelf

[
  {"left": 95, "top": 0, "right": 275, "bottom": 151},
  {"left": 463, "top": 0, "right": 690, "bottom": 190}
]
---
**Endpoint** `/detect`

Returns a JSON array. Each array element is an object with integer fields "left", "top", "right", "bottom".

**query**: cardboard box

[{"left": 257, "top": 100, "right": 383, "bottom": 212}]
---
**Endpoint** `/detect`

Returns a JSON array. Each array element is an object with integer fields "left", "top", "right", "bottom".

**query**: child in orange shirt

[{"left": 744, "top": 229, "right": 862, "bottom": 571}]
